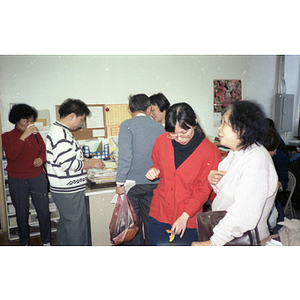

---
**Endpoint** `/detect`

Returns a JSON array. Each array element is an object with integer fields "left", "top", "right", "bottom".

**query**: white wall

[{"left": 0, "top": 55, "right": 299, "bottom": 139}]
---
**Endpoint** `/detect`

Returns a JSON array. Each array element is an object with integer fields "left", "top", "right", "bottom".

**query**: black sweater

[{"left": 172, "top": 130, "right": 204, "bottom": 169}]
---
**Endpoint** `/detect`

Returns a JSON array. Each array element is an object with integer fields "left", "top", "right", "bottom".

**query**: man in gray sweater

[{"left": 115, "top": 93, "right": 165, "bottom": 245}]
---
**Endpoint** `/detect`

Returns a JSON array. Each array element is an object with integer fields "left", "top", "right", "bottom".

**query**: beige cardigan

[{"left": 211, "top": 144, "right": 278, "bottom": 246}]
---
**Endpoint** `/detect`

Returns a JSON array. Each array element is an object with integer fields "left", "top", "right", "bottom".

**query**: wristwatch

[{"left": 117, "top": 183, "right": 124, "bottom": 187}]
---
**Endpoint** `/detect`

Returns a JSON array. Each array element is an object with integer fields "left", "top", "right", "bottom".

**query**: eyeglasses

[
  {"left": 150, "top": 107, "right": 160, "bottom": 113},
  {"left": 167, "top": 131, "right": 192, "bottom": 140}
]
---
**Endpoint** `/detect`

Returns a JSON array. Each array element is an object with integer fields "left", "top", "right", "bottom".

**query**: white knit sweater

[
  {"left": 211, "top": 144, "right": 278, "bottom": 246},
  {"left": 46, "top": 121, "right": 87, "bottom": 193}
]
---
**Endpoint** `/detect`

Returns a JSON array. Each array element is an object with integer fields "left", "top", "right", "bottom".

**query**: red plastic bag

[{"left": 109, "top": 193, "right": 140, "bottom": 245}]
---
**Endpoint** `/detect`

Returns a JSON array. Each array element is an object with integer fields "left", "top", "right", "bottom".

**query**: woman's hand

[
  {"left": 171, "top": 212, "right": 190, "bottom": 238},
  {"left": 145, "top": 168, "right": 160, "bottom": 180},
  {"left": 191, "top": 240, "right": 213, "bottom": 246},
  {"left": 20, "top": 125, "right": 38, "bottom": 141},
  {"left": 208, "top": 170, "right": 226, "bottom": 185},
  {"left": 33, "top": 158, "right": 43, "bottom": 167}
]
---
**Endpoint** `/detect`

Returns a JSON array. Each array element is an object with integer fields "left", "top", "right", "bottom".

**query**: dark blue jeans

[
  {"left": 8, "top": 173, "right": 51, "bottom": 245},
  {"left": 149, "top": 216, "right": 198, "bottom": 246}
]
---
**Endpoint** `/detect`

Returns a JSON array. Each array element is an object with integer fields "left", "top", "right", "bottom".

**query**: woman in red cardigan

[
  {"left": 146, "top": 103, "right": 221, "bottom": 245},
  {"left": 2, "top": 104, "right": 51, "bottom": 246}
]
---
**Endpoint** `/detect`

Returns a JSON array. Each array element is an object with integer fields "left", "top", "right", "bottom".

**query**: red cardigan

[
  {"left": 2, "top": 126, "right": 46, "bottom": 179},
  {"left": 149, "top": 133, "right": 222, "bottom": 229}
]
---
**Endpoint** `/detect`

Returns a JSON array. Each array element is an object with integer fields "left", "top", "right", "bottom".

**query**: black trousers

[
  {"left": 126, "top": 184, "right": 157, "bottom": 246},
  {"left": 8, "top": 173, "right": 51, "bottom": 245}
]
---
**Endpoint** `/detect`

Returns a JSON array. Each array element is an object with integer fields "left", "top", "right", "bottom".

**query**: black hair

[
  {"left": 8, "top": 103, "right": 38, "bottom": 124},
  {"left": 149, "top": 93, "right": 170, "bottom": 112},
  {"left": 266, "top": 118, "right": 275, "bottom": 129},
  {"left": 128, "top": 94, "right": 150, "bottom": 113},
  {"left": 59, "top": 98, "right": 90, "bottom": 118},
  {"left": 266, "top": 128, "right": 281, "bottom": 151},
  {"left": 222, "top": 100, "right": 269, "bottom": 150},
  {"left": 165, "top": 102, "right": 205, "bottom": 137}
]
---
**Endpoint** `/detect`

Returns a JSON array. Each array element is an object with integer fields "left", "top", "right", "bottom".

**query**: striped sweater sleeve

[{"left": 46, "top": 122, "right": 86, "bottom": 193}]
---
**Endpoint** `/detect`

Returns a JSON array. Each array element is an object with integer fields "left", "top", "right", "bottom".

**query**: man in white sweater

[{"left": 46, "top": 98, "right": 104, "bottom": 245}]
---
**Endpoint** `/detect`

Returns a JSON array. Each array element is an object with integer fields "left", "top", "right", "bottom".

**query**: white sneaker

[{"left": 43, "top": 242, "right": 51, "bottom": 246}]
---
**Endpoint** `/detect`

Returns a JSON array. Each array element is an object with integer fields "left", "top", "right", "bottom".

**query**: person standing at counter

[
  {"left": 2, "top": 103, "right": 51, "bottom": 246},
  {"left": 146, "top": 102, "right": 222, "bottom": 246},
  {"left": 149, "top": 93, "right": 170, "bottom": 127},
  {"left": 115, "top": 94, "right": 165, "bottom": 246},
  {"left": 46, "top": 98, "right": 105, "bottom": 246}
]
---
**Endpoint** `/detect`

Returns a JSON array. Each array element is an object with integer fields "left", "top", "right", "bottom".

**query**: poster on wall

[
  {"left": 213, "top": 80, "right": 242, "bottom": 113},
  {"left": 105, "top": 104, "right": 130, "bottom": 137}
]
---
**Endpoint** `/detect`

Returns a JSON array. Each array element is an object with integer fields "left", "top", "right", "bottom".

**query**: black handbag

[{"left": 196, "top": 210, "right": 260, "bottom": 246}]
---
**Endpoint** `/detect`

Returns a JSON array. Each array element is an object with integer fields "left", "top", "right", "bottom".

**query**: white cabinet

[
  {"left": 1, "top": 158, "right": 59, "bottom": 241},
  {"left": 85, "top": 187, "right": 116, "bottom": 246}
]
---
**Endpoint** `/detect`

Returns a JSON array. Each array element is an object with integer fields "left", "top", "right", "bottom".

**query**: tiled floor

[
  {"left": 1, "top": 209, "right": 299, "bottom": 246},
  {"left": 0, "top": 231, "right": 57, "bottom": 246}
]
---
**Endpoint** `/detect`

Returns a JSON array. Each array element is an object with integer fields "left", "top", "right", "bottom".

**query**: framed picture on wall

[{"left": 213, "top": 80, "right": 242, "bottom": 113}]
